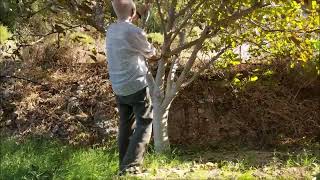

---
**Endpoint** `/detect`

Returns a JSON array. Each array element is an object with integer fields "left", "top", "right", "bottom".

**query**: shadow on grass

[{"left": 143, "top": 143, "right": 320, "bottom": 179}]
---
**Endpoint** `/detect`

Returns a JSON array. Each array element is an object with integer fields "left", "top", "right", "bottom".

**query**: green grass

[
  {"left": 0, "top": 136, "right": 319, "bottom": 179},
  {"left": 0, "top": 136, "right": 118, "bottom": 179}
]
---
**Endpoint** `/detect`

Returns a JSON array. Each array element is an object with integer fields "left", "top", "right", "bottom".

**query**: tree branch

[
  {"left": 248, "top": 19, "right": 320, "bottom": 33},
  {"left": 169, "top": 2, "right": 267, "bottom": 57},
  {"left": 165, "top": 0, "right": 178, "bottom": 38},
  {"left": 175, "top": 26, "right": 210, "bottom": 89},
  {"left": 175, "top": 0, "right": 197, "bottom": 17},
  {"left": 169, "top": 38, "right": 202, "bottom": 57},
  {"left": 212, "top": 2, "right": 269, "bottom": 30},
  {"left": 156, "top": 0, "right": 167, "bottom": 35},
  {"left": 169, "top": 0, "right": 206, "bottom": 45},
  {"left": 0, "top": 75, "right": 42, "bottom": 85},
  {"left": 181, "top": 46, "right": 229, "bottom": 88},
  {"left": 29, "top": 24, "right": 81, "bottom": 37}
]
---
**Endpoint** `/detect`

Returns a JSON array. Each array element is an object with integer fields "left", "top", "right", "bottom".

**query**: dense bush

[
  {"left": 0, "top": 25, "right": 12, "bottom": 44},
  {"left": 0, "top": 0, "right": 18, "bottom": 29}
]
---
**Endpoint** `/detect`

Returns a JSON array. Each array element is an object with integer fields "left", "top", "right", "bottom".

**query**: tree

[
  {"left": 144, "top": 0, "right": 319, "bottom": 152},
  {"left": 145, "top": 0, "right": 266, "bottom": 152}
]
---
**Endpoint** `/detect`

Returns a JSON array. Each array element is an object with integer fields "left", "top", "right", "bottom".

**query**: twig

[
  {"left": 248, "top": 19, "right": 320, "bottom": 33},
  {"left": 181, "top": 45, "right": 229, "bottom": 88},
  {"left": 0, "top": 75, "right": 42, "bottom": 85},
  {"left": 155, "top": 0, "right": 167, "bottom": 35},
  {"left": 292, "top": 78, "right": 316, "bottom": 100}
]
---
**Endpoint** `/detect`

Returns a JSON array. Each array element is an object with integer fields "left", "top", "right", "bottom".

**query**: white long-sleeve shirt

[{"left": 106, "top": 21, "right": 156, "bottom": 96}]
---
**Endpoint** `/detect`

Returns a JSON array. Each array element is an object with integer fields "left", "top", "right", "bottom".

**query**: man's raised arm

[{"left": 126, "top": 30, "right": 159, "bottom": 61}]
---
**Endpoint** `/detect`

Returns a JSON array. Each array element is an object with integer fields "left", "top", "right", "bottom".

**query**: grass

[
  {"left": 0, "top": 136, "right": 118, "bottom": 179},
  {"left": 0, "top": 136, "right": 319, "bottom": 179}
]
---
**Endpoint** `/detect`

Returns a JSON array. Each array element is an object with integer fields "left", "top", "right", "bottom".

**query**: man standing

[{"left": 106, "top": 0, "right": 156, "bottom": 175}]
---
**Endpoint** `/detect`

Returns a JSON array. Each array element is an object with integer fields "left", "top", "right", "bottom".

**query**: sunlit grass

[{"left": 0, "top": 136, "right": 319, "bottom": 179}]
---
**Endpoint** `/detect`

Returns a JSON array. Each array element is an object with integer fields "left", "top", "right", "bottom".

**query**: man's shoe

[{"left": 118, "top": 166, "right": 141, "bottom": 176}]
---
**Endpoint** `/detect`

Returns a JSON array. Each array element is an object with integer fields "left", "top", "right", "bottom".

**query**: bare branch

[
  {"left": 158, "top": 2, "right": 269, "bottom": 94},
  {"left": 28, "top": 24, "right": 81, "bottom": 37},
  {"left": 92, "top": 0, "right": 105, "bottom": 32},
  {"left": 156, "top": 0, "right": 167, "bottom": 35},
  {"left": 0, "top": 75, "right": 42, "bottom": 85},
  {"left": 175, "top": 0, "right": 197, "bottom": 17},
  {"left": 181, "top": 46, "right": 229, "bottom": 88},
  {"left": 248, "top": 19, "right": 320, "bottom": 33},
  {"left": 169, "top": 38, "right": 201, "bottom": 56},
  {"left": 165, "top": 0, "right": 178, "bottom": 37},
  {"left": 169, "top": 2, "right": 266, "bottom": 56},
  {"left": 169, "top": 0, "right": 206, "bottom": 45},
  {"left": 175, "top": 26, "right": 210, "bottom": 88},
  {"left": 53, "top": 0, "right": 106, "bottom": 33},
  {"left": 211, "top": 2, "right": 270, "bottom": 31},
  {"left": 21, "top": 5, "right": 50, "bottom": 19}
]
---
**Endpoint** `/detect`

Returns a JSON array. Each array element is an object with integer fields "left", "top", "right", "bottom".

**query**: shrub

[
  {"left": 0, "top": 25, "right": 12, "bottom": 44},
  {"left": 147, "top": 32, "right": 164, "bottom": 45}
]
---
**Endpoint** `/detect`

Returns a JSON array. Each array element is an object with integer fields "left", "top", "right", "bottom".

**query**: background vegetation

[{"left": 0, "top": 0, "right": 319, "bottom": 178}]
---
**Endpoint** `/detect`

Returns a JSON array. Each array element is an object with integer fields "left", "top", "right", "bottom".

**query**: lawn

[{"left": 0, "top": 136, "right": 319, "bottom": 179}]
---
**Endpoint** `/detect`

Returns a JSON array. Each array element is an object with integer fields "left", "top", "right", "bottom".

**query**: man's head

[{"left": 111, "top": 0, "right": 136, "bottom": 21}]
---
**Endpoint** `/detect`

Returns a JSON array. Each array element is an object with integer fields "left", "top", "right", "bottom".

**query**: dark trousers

[{"left": 115, "top": 87, "right": 153, "bottom": 171}]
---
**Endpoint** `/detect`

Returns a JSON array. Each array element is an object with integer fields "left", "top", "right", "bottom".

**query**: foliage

[
  {"left": 225, "top": 1, "right": 320, "bottom": 80},
  {"left": 0, "top": 0, "right": 18, "bottom": 29},
  {"left": 0, "top": 25, "right": 12, "bottom": 44},
  {"left": 70, "top": 32, "right": 95, "bottom": 45},
  {"left": 144, "top": 7, "right": 163, "bottom": 33},
  {"left": 147, "top": 32, "right": 164, "bottom": 45}
]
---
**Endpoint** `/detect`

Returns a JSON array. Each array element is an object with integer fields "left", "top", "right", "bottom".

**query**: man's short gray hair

[{"left": 112, "top": 0, "right": 136, "bottom": 20}]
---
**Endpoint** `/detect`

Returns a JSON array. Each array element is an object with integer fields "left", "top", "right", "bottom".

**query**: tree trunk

[{"left": 152, "top": 97, "right": 171, "bottom": 153}]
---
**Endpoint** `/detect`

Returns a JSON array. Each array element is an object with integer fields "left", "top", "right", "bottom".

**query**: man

[{"left": 106, "top": 0, "right": 156, "bottom": 175}]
